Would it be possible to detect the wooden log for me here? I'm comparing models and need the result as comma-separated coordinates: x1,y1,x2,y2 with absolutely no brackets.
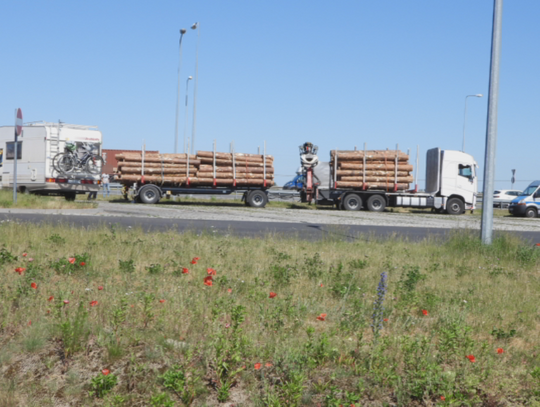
198,165,273,173
115,155,201,165
336,170,411,177
195,172,274,179
339,176,414,183
118,174,187,183
116,153,196,160
118,162,198,170
196,151,274,161
340,163,414,171
198,157,274,167
335,182,410,190
330,150,409,160
337,160,409,166
190,178,274,186
120,167,198,175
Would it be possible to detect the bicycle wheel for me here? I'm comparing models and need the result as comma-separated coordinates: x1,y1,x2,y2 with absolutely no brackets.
85,155,104,174
54,153,75,174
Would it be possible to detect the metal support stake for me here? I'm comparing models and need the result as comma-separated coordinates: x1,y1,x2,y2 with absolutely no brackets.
481,0,504,245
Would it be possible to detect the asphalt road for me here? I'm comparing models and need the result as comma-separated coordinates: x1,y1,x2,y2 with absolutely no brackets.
2,212,540,243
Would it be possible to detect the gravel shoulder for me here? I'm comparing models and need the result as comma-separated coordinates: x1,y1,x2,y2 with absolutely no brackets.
0,201,538,232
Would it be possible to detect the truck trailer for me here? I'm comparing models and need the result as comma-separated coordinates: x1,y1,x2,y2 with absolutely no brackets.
297,143,478,215
0,122,102,200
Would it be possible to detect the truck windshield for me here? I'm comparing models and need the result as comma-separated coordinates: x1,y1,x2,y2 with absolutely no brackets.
522,186,539,196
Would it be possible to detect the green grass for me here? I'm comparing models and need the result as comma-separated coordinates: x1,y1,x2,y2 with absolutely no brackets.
1,222,540,406
0,189,97,209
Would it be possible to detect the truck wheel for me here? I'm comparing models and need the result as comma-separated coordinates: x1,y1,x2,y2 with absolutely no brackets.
138,185,161,204
446,198,464,215
525,207,537,218
65,192,76,201
343,194,362,211
366,195,386,212
246,190,268,208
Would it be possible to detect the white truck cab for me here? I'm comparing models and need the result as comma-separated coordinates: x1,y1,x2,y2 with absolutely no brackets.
508,180,540,218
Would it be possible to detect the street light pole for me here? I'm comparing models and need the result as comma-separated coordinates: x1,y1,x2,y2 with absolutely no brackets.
174,28,187,154
190,22,200,155
183,76,193,154
462,94,483,152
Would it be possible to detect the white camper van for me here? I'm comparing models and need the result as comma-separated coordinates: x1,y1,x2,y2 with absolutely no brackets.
0,122,102,200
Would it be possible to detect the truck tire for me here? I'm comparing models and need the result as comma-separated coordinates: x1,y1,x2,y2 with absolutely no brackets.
525,207,537,218
366,195,386,212
138,185,161,204
343,194,362,211
246,190,268,208
446,198,464,215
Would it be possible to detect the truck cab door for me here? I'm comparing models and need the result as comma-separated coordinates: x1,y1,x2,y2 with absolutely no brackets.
455,163,476,204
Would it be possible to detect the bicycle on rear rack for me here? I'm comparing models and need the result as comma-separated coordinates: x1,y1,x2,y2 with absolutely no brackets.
53,142,104,175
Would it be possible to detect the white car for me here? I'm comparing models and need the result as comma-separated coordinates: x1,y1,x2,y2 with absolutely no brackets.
493,190,522,208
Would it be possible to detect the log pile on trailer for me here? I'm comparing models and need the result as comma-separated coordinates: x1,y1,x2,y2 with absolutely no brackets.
330,149,412,191
114,151,275,187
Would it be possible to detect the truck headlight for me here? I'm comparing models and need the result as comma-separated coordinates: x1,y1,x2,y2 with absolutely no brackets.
517,199,526,206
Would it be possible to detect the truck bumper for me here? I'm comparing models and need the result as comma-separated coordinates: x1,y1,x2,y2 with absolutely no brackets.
26,183,99,195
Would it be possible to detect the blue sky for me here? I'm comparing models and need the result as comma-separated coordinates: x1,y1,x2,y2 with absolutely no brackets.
1,1,538,190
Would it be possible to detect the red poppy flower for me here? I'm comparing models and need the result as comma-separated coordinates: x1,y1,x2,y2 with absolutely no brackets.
383,318,389,322
466,354,476,363
191,258,198,265
159,299,166,303
101,369,110,376
422,309,429,316
15,267,26,275
440,396,445,401
98,286,103,291
497,348,504,354
80,262,86,266
31,282,37,289
48,296,54,302
320,283,324,287
227,288,232,293
28,320,32,326
254,363,261,370
204,280,213,287
316,313,327,321
63,300,70,305
265,363,272,367
207,268,216,275
269,292,277,299
22,253,28,257
90,300,98,307
194,257,200,260
68,257,76,264
182,268,189,274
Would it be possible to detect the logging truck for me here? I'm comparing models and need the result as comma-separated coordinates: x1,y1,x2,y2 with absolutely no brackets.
298,143,478,215
115,145,274,208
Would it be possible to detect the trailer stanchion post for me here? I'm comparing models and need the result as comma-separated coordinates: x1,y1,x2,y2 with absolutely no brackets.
141,142,145,184
363,143,367,190
213,139,216,187
415,145,419,193
263,141,267,188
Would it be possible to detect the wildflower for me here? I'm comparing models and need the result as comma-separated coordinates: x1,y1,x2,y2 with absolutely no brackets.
207,268,216,275
254,363,261,370
383,318,388,322
320,283,324,287
28,258,34,262
15,267,26,275
101,369,110,376
68,258,76,264
63,300,70,305
265,363,272,367
80,262,86,266
466,354,476,363
269,292,277,299
48,296,54,302
159,299,166,303
191,258,198,265
371,272,388,342
98,286,103,291
22,253,28,257
316,313,327,321
182,268,189,274
227,288,232,293
225,323,231,328
440,396,445,401
28,321,32,326
31,282,37,289
90,301,98,307
497,348,504,354
422,309,429,316
204,276,213,287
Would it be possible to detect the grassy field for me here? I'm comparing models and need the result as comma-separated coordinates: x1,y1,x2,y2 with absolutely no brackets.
1,222,540,406
0,189,97,209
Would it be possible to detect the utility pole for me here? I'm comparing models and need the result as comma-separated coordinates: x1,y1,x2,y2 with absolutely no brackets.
481,0,503,245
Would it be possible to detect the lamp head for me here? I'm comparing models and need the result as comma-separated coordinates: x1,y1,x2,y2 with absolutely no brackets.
475,94,483,97
191,22,198,30
188,76,193,80
180,28,187,35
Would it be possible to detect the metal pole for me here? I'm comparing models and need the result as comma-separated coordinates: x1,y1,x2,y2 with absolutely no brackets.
511,169,515,189
481,0,503,245
174,29,187,154
183,76,192,154
190,22,200,155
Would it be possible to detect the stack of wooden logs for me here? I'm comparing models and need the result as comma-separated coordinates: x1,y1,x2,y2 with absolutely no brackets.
114,151,274,187
330,149,413,191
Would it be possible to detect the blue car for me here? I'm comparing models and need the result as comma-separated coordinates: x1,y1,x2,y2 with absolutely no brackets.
283,175,304,190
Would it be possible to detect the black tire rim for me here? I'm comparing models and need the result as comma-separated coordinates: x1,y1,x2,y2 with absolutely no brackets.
371,199,382,210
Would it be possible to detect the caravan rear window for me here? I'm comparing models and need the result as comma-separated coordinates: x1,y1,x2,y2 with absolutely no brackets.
6,142,22,160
